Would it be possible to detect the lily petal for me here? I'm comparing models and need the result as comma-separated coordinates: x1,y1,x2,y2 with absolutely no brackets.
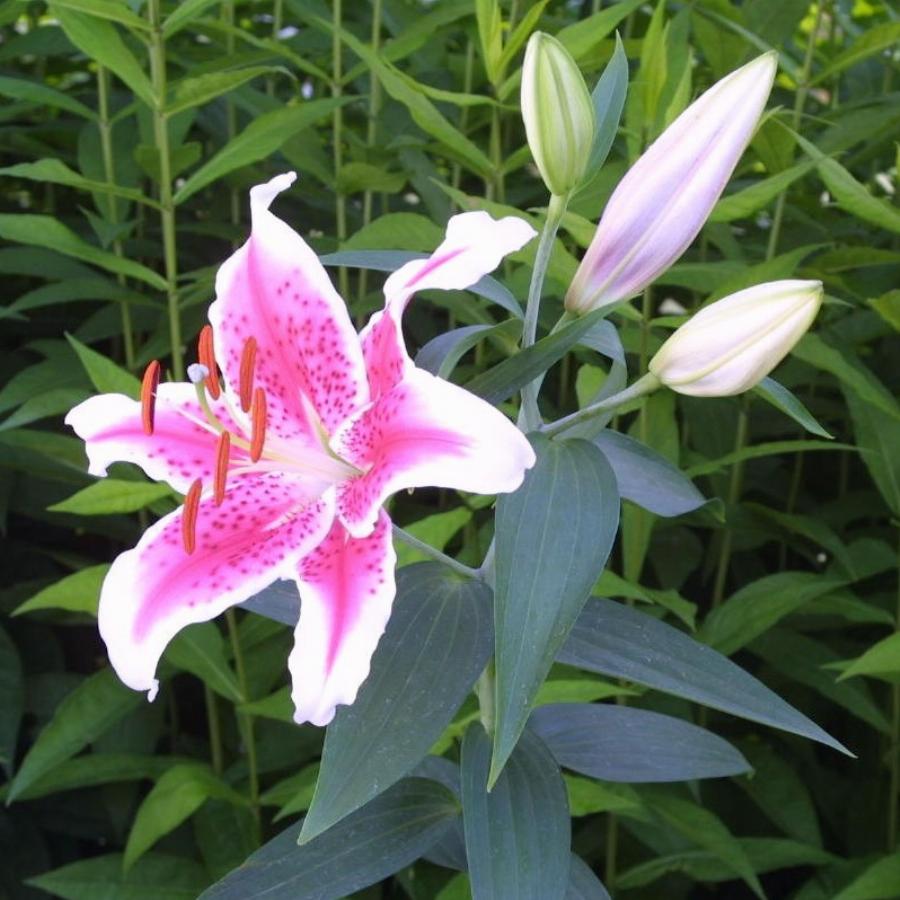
360,211,536,398
210,172,369,441
65,384,248,494
333,367,536,537
289,510,396,727
99,473,335,701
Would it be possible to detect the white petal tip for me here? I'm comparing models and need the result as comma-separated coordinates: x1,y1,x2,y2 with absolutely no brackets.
146,680,159,703
250,172,299,213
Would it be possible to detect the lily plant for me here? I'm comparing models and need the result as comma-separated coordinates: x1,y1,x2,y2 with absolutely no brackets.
67,173,536,727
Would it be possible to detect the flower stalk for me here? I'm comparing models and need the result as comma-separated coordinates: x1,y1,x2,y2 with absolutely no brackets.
148,0,183,379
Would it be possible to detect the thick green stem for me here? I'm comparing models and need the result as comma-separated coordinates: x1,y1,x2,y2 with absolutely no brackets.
332,0,348,297
392,525,480,579
148,0,183,378
226,609,261,844
519,193,567,429
96,66,135,370
542,373,660,438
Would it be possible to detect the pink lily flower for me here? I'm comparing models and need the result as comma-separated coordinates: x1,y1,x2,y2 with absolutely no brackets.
66,173,536,727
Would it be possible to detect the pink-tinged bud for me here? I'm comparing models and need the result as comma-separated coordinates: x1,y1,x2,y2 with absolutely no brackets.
565,52,778,314
648,280,823,396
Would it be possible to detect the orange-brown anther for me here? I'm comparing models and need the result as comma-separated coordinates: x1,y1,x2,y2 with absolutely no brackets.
140,360,161,435
239,336,258,412
182,478,202,555
213,431,230,506
198,325,221,399
250,387,267,463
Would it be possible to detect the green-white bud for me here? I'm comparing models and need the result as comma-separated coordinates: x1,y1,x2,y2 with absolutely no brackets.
521,32,595,198
649,280,824,396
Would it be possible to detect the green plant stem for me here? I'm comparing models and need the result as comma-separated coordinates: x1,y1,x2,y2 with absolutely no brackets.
226,609,261,844
332,0,349,298
96,66,135,370
475,662,496,736
392,525,479,579
267,0,283,96
223,2,240,231
519,193,567,429
204,684,224,775
358,0,383,306
488,104,505,203
766,0,824,259
542,373,660,438
450,40,476,202
148,0,183,379
605,813,619,887
711,398,749,607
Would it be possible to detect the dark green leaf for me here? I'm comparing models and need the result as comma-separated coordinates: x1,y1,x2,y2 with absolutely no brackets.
465,308,607,406
559,599,848,753
492,435,619,782
27,853,209,900
8,667,144,801
754,376,832,439
461,725,570,900
531,703,750,782
593,430,706,517
299,563,493,843
200,778,459,899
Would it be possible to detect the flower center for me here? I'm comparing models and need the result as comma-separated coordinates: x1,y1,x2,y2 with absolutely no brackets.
141,326,360,555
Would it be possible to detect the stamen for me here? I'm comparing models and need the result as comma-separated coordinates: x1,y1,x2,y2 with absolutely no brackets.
250,387,267,463
198,325,221,399
214,431,230,505
140,360,161,435
239,336,258,413
182,478,202,555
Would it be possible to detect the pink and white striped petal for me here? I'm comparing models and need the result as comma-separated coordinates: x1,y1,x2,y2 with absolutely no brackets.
289,510,396,726
98,473,335,702
359,211,536,398
65,384,249,495
210,173,369,442
333,367,536,537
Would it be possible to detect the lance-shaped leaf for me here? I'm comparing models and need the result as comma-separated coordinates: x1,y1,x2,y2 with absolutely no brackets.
492,435,619,782
531,703,751,782
299,563,493,844
199,778,459,900
559,598,849,754
461,725,570,900
567,854,612,899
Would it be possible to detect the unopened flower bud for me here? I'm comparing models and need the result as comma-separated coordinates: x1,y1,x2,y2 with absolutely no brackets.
566,52,778,314
521,32,595,198
648,280,824,396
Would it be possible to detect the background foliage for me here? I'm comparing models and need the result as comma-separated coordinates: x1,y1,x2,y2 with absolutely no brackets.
1,0,899,898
